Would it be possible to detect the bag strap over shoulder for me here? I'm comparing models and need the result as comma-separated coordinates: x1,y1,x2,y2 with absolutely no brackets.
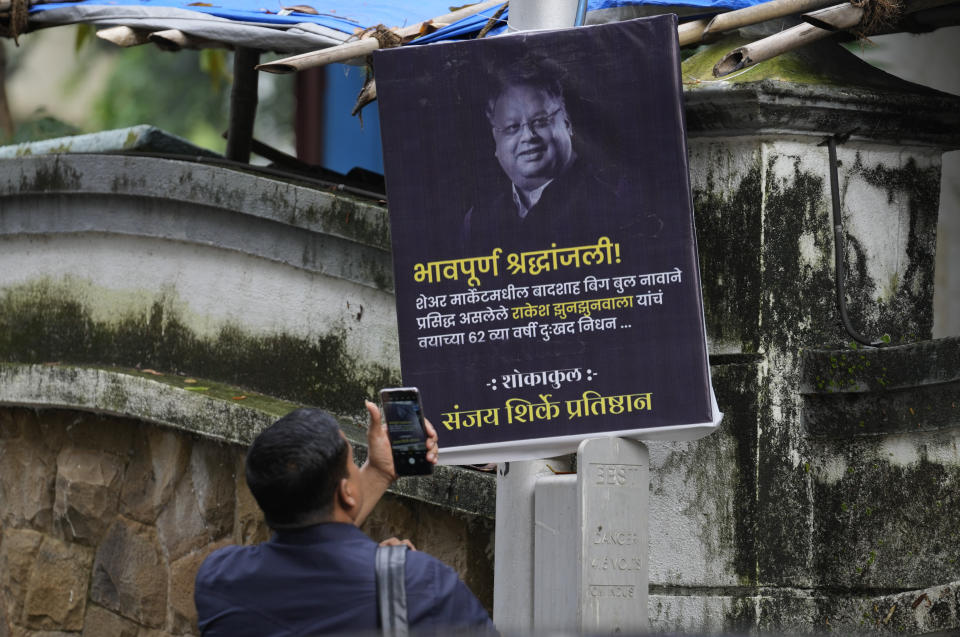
375,544,409,637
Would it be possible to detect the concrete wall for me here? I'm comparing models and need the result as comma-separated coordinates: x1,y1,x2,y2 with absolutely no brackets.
0,153,399,413
635,40,960,633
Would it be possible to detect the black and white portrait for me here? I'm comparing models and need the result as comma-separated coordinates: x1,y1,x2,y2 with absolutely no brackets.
461,54,631,253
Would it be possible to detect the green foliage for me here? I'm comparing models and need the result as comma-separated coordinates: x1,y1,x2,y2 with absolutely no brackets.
4,115,80,144
88,47,295,156
199,49,231,92
74,24,96,53
91,46,230,153
7,30,295,158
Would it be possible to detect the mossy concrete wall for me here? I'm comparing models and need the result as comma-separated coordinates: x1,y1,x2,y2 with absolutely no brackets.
640,41,960,634
0,154,399,414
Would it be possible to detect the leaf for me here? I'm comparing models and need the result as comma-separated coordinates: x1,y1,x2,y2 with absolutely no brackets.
232,395,247,401
184,386,210,392
184,378,198,384
883,604,896,625
75,24,95,53
199,49,230,93
141,369,163,376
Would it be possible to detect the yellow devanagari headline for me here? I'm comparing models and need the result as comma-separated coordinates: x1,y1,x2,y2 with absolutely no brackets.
413,238,620,287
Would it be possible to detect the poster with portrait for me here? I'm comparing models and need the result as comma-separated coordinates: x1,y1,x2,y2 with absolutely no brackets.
375,15,721,464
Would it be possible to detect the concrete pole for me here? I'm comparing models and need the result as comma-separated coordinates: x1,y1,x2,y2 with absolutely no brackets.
575,437,649,633
492,3,582,633
506,0,581,32
493,3,644,633
493,458,570,631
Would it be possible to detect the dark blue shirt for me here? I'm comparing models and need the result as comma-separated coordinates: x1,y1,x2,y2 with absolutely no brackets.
194,523,494,636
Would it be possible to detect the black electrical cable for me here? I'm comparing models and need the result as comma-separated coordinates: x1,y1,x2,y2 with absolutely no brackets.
824,134,882,347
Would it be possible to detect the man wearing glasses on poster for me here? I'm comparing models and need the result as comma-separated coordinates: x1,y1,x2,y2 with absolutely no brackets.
461,55,629,253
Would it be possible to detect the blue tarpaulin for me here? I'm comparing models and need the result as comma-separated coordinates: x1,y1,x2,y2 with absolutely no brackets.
30,0,467,30
28,0,764,52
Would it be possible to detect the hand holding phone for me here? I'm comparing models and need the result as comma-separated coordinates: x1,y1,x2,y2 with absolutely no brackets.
379,387,433,476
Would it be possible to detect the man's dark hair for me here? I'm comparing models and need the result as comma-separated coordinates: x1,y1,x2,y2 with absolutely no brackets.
484,54,568,122
245,408,349,528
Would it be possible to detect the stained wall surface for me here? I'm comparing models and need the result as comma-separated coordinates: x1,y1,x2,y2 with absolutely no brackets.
638,40,960,633
847,26,960,339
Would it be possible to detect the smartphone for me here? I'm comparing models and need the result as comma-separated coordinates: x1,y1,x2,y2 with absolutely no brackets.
379,387,433,476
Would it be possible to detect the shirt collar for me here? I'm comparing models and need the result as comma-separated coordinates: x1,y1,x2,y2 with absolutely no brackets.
270,522,369,546
512,179,553,219
510,151,578,219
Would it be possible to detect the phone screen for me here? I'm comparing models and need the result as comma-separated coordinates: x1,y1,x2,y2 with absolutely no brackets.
384,400,427,450
381,388,432,476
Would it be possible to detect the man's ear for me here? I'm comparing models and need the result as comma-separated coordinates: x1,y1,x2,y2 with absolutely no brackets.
337,476,357,512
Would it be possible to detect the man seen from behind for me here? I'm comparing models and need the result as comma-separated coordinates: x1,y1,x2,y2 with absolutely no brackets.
194,401,494,635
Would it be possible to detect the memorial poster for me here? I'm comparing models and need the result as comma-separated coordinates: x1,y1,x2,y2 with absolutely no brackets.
375,15,721,464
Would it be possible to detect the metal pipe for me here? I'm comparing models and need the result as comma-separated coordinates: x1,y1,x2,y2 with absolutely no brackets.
575,0,588,26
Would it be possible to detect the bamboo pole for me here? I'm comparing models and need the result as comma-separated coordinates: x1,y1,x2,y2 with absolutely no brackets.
677,19,709,46
802,0,866,29
712,2,864,76
148,29,228,51
701,0,841,37
256,0,505,74
258,38,380,74
96,26,151,47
